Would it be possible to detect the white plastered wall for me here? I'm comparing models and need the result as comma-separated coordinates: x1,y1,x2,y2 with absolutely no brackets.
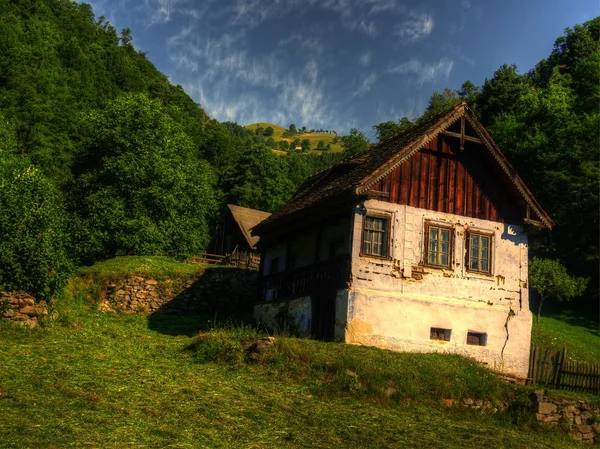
345,200,532,378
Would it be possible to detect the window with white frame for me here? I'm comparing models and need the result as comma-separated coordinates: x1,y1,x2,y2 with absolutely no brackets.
361,215,389,258
425,222,453,268
466,231,492,273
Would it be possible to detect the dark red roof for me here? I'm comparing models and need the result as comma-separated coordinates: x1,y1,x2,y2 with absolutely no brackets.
253,103,552,234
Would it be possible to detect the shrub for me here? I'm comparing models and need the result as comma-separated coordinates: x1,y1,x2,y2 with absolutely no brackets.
0,166,73,298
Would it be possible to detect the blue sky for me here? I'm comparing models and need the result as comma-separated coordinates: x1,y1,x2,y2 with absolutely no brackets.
84,0,597,136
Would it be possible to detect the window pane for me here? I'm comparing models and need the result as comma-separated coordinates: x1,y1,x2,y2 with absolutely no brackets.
441,229,449,242
428,250,438,265
441,254,448,266
481,236,489,248
441,241,449,254
481,259,488,272
470,258,479,270
430,228,438,241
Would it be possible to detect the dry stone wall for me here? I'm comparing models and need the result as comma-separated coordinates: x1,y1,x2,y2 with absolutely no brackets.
532,390,599,444
99,268,257,315
0,291,48,327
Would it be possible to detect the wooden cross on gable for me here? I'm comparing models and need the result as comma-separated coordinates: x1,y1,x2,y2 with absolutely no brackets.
440,116,482,151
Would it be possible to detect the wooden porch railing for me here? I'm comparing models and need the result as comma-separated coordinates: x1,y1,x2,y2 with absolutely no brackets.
259,254,351,302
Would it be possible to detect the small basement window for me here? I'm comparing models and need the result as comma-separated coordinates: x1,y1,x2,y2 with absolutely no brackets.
361,215,389,258
467,332,487,346
430,327,451,342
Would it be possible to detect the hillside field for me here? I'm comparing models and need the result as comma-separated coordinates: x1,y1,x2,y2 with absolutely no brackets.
246,122,344,153
0,265,589,448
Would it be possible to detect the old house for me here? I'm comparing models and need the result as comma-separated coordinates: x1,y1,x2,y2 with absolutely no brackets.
213,204,270,265
251,103,552,378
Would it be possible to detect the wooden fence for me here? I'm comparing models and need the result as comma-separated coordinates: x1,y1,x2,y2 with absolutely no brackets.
527,345,600,394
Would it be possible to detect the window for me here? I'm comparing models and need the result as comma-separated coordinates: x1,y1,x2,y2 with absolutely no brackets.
425,223,453,268
467,332,487,346
362,216,389,257
430,327,451,341
467,232,492,273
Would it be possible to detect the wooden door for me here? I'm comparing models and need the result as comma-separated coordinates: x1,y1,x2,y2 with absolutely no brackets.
312,290,336,341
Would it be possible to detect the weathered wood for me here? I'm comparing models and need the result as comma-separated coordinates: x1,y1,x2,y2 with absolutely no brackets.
440,129,483,144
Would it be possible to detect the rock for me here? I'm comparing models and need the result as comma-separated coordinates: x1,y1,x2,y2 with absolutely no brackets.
20,305,46,317
538,402,557,415
592,423,600,433
566,405,578,413
441,399,456,408
543,415,560,423
569,431,583,441
463,398,474,406
1,308,15,318
575,416,583,425
578,425,592,434
146,279,158,285
116,289,126,296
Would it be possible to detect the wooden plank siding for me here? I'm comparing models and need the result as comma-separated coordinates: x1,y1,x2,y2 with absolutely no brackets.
369,136,521,223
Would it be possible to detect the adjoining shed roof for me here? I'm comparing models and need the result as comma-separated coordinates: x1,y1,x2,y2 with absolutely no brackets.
227,204,271,250
253,102,552,234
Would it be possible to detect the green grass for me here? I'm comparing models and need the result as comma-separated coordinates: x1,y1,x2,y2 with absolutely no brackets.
78,256,205,281
246,122,343,153
0,292,580,448
532,309,600,365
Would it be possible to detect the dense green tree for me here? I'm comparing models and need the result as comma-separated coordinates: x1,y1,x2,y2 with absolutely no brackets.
301,138,311,152
220,146,295,212
457,80,481,111
73,94,216,262
264,126,274,137
476,64,531,126
278,140,290,151
373,117,414,142
341,128,370,157
317,140,326,150
289,124,297,134
421,88,460,120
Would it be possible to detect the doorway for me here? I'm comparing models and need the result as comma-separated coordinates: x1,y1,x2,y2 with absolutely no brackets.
312,290,336,341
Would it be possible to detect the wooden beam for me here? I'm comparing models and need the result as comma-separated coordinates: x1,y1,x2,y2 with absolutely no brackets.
460,116,465,151
440,130,483,144
524,218,544,228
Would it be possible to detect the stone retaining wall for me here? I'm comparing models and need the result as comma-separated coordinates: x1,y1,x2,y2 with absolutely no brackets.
0,291,48,327
532,390,599,443
99,268,257,315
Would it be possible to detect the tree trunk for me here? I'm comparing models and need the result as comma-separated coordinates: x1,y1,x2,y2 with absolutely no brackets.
537,296,545,324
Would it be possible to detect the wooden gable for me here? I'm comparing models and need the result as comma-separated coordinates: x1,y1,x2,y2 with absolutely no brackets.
368,119,522,224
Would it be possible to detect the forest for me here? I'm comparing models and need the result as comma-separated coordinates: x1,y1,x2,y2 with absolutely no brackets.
0,0,597,310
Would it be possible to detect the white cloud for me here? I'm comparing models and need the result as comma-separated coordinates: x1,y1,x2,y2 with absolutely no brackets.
352,73,378,97
359,52,372,67
394,11,434,43
388,58,454,86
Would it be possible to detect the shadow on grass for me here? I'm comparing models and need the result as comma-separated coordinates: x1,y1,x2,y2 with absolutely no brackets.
146,267,257,337
147,312,254,337
530,296,600,337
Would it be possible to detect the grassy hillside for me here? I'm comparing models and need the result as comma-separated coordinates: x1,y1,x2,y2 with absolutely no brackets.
531,308,600,365
246,122,344,153
0,291,581,448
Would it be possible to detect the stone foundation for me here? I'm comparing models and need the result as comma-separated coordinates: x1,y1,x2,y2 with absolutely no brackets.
0,291,48,327
99,268,257,315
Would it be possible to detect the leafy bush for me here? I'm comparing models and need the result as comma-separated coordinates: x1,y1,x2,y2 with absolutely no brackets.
73,93,217,262
0,165,73,298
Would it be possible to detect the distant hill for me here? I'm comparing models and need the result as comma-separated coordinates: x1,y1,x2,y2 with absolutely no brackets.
245,122,343,153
